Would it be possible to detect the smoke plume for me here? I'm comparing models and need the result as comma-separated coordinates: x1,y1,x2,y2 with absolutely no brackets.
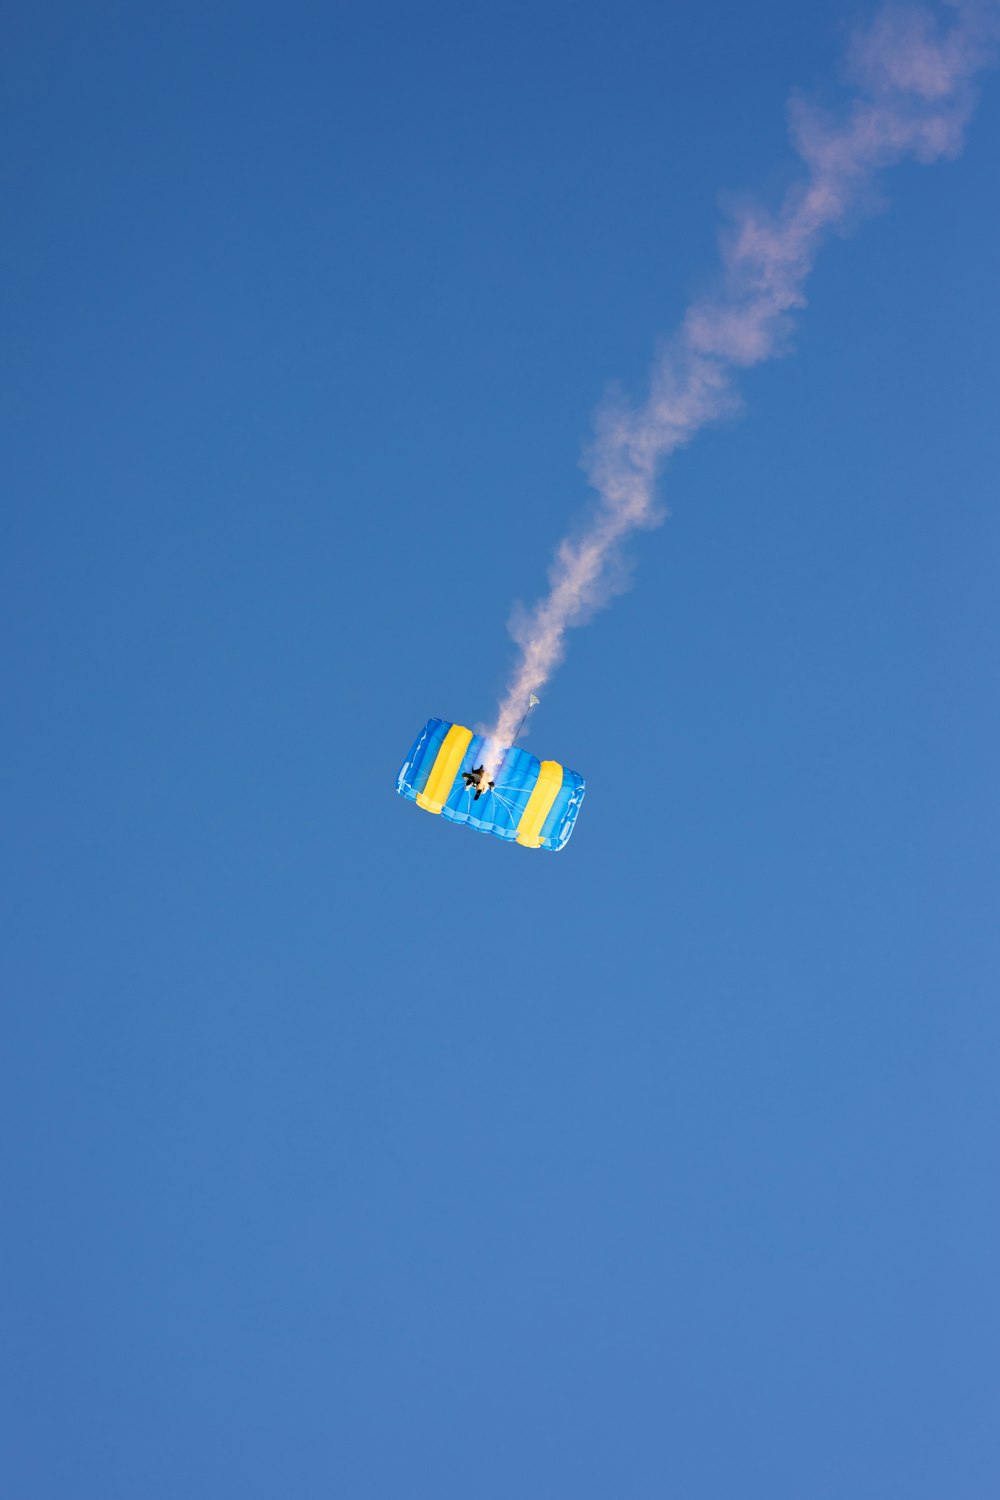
485,1,998,765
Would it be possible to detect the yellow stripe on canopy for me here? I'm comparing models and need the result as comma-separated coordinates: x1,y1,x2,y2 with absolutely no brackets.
515,760,563,848
415,723,474,813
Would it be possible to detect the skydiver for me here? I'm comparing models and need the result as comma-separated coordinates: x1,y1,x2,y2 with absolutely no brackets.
462,766,494,800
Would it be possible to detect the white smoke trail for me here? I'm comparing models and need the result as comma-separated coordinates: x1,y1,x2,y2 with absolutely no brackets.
485,1,998,767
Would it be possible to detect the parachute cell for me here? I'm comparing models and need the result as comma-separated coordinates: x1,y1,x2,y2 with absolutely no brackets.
396,717,585,851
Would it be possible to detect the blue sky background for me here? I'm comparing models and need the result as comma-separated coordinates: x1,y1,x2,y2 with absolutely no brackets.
3,3,999,1496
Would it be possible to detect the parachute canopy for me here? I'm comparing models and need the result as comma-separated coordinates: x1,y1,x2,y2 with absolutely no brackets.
396,718,585,851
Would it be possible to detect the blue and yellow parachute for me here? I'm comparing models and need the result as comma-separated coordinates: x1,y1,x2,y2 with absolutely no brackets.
396,718,585,851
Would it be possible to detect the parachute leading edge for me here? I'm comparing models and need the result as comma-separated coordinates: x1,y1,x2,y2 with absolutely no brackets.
396,718,585,850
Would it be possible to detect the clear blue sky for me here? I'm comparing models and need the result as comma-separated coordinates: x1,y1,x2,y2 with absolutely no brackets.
4,4,999,1496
